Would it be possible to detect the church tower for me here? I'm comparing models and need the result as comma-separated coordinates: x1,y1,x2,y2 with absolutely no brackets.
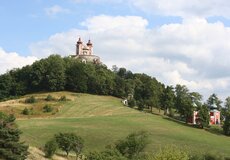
76,37,83,55
87,39,93,55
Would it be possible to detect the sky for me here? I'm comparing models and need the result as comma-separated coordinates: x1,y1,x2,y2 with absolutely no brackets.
1,0,230,102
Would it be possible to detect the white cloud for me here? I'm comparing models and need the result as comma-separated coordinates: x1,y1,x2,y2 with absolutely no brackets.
130,0,230,18
0,48,37,75
30,15,230,100
45,5,70,16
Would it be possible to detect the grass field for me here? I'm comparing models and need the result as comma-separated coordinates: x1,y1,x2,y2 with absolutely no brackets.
1,91,230,157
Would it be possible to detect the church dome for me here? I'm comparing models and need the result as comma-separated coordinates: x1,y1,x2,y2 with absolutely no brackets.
87,39,92,46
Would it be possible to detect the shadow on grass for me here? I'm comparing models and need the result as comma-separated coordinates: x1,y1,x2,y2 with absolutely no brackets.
162,116,199,128
204,126,224,136
162,116,225,136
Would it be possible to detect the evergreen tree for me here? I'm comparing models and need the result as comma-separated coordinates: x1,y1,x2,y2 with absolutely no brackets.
197,104,210,128
223,112,230,136
207,93,222,110
0,112,28,160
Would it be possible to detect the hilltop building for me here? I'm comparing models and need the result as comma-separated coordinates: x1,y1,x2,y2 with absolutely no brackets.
71,37,101,64
190,104,220,125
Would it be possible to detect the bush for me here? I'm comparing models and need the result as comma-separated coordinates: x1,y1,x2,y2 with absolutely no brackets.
153,145,189,160
43,105,53,113
22,107,30,115
87,149,127,160
25,96,36,103
115,131,148,159
45,95,55,101
59,96,67,101
44,139,58,158
128,99,136,108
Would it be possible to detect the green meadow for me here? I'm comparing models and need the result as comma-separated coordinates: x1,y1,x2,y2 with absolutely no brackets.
1,91,229,156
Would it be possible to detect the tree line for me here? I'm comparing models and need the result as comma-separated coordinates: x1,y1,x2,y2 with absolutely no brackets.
0,54,229,135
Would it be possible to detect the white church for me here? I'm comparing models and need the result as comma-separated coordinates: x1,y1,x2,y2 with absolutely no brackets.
71,37,101,64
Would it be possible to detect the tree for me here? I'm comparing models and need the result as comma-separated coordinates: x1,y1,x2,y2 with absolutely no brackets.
44,139,58,158
72,135,84,158
224,97,230,113
115,131,148,159
55,132,84,157
161,86,175,115
223,112,230,136
0,73,13,100
65,60,89,92
207,93,222,110
197,104,210,128
175,85,194,123
0,112,28,160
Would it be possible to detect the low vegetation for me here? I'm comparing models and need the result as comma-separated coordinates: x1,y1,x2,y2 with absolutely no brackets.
25,96,36,104
44,139,58,158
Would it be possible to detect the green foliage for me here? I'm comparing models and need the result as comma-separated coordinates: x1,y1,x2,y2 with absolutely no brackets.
44,139,58,158
25,96,36,103
45,94,55,101
225,97,230,112
175,85,195,123
197,104,210,128
223,112,230,136
87,149,127,160
128,99,136,108
161,86,175,115
152,145,189,160
59,95,67,101
115,131,148,159
72,134,84,157
55,132,84,156
22,107,30,115
43,105,53,113
203,153,225,160
207,93,222,110
0,112,28,160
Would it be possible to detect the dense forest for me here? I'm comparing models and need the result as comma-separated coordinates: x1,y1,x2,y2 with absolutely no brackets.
0,55,229,133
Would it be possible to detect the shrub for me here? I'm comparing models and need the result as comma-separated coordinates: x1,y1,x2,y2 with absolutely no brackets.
115,131,148,159
25,96,36,103
59,96,67,101
44,139,58,158
87,149,127,160
45,95,55,101
153,145,189,160
128,99,136,108
43,105,53,113
22,107,30,115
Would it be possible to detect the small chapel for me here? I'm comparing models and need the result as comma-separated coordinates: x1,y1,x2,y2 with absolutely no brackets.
71,37,101,64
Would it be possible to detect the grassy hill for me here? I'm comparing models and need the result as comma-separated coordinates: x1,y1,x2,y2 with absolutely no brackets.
0,91,230,157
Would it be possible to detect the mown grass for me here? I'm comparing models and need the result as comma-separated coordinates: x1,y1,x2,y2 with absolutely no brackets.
1,91,229,157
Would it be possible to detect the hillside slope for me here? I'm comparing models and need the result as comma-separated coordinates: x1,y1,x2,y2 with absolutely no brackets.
0,91,230,157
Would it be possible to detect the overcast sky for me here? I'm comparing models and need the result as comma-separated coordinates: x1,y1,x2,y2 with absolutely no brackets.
1,0,230,101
